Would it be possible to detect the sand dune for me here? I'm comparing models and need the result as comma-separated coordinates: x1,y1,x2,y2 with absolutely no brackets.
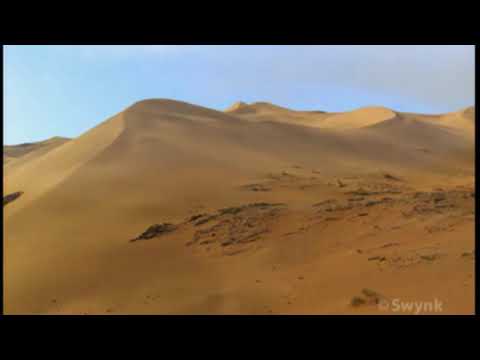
4,136,70,160
315,107,397,129
463,106,475,121
3,99,475,314
3,116,123,219
226,101,296,115
4,137,70,174
226,101,331,126
227,103,400,130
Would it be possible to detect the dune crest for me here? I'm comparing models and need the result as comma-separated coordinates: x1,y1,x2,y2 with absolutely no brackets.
4,98,475,315
318,107,397,130
225,101,249,113
4,136,70,160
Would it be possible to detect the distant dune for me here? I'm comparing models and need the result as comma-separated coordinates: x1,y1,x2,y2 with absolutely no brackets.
4,100,475,315
225,101,332,126
4,136,70,159
464,106,475,120
315,107,397,129
4,137,70,172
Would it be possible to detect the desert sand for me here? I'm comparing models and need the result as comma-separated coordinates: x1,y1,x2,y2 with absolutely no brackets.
3,100,475,314
4,136,70,161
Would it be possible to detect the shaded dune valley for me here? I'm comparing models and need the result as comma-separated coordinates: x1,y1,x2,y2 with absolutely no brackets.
3,99,475,315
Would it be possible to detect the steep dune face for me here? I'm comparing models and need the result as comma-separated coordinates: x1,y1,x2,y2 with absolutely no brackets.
3,114,124,219
4,99,475,314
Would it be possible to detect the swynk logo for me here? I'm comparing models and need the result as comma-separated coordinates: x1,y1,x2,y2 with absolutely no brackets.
378,298,443,314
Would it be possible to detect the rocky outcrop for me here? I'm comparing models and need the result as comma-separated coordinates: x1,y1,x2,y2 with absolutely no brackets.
130,223,177,242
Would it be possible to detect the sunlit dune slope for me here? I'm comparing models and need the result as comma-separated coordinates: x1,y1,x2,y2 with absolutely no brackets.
225,101,331,126
4,99,475,315
4,136,70,160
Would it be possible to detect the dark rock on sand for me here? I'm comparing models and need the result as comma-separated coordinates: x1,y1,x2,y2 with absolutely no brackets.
188,214,207,222
194,215,218,226
384,173,402,181
131,223,177,242
219,203,284,216
3,191,24,206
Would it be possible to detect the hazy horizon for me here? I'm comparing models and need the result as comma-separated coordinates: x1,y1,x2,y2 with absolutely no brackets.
4,45,475,145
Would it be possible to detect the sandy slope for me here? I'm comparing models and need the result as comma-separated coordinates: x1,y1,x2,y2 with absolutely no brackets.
4,137,71,184
4,137,70,161
314,107,397,129
3,99,475,314
4,116,123,219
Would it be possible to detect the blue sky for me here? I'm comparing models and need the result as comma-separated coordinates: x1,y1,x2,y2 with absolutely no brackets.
4,45,474,145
